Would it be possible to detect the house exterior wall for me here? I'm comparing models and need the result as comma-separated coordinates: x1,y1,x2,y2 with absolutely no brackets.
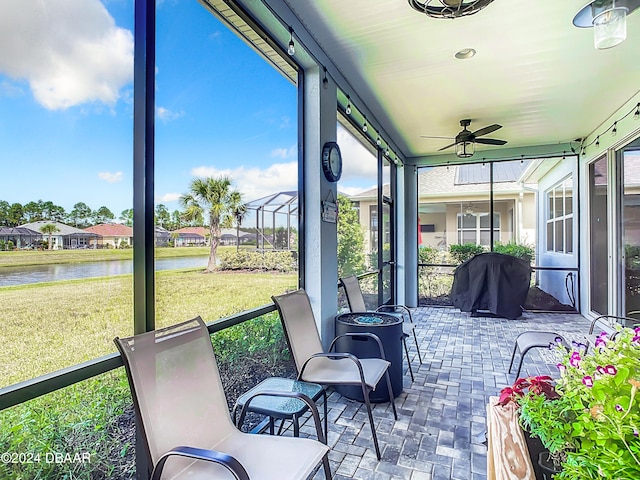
535,158,578,307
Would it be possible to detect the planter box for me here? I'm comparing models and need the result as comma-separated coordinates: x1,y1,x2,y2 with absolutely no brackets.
487,396,536,480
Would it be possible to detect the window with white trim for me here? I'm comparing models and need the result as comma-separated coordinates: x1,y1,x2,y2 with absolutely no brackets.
546,177,573,253
457,212,500,246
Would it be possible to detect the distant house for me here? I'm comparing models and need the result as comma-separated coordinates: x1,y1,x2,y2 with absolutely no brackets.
0,227,41,249
84,223,133,249
19,221,98,249
172,227,208,247
220,228,254,246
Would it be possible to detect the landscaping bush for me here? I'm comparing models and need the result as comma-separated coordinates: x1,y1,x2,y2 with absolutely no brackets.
494,241,535,263
218,250,296,273
449,243,485,265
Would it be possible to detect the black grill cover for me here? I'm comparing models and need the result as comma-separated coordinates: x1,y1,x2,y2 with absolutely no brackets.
450,252,532,320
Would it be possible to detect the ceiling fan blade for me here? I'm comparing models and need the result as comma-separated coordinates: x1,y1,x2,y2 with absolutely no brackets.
472,124,502,137
420,135,455,139
438,142,456,151
475,138,507,146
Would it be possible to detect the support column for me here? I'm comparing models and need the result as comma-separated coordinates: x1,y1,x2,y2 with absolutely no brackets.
404,165,418,307
303,66,338,349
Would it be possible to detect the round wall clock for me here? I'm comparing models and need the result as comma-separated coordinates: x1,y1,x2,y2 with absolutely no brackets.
322,141,342,182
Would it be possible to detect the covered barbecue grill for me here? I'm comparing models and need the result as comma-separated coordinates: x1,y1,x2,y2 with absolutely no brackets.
450,252,532,320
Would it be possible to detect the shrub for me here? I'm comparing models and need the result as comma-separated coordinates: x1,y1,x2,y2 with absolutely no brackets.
211,311,290,367
449,243,485,265
219,250,296,273
494,241,535,263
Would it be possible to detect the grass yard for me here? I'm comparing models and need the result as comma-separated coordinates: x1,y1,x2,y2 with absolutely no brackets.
0,269,297,480
0,268,297,388
0,245,238,268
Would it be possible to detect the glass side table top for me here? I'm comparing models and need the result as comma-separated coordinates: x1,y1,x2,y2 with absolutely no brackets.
235,377,324,417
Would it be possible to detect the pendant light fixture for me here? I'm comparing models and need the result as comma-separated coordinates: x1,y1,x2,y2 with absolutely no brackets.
573,0,640,50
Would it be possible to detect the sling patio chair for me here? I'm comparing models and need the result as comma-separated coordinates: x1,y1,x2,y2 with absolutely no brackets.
114,316,331,480
508,314,638,379
272,288,398,461
340,275,423,382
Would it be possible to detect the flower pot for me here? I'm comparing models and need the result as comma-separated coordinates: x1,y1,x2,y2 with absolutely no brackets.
538,451,562,479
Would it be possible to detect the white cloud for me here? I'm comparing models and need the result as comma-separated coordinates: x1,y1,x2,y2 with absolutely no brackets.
191,162,298,202
0,0,133,110
98,171,123,183
156,192,182,203
157,106,184,123
270,145,296,159
337,125,377,182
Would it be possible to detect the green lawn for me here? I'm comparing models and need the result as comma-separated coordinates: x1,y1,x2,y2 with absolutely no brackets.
0,245,239,268
0,268,298,479
0,268,297,387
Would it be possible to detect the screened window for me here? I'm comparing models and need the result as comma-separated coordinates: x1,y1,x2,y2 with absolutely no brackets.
546,177,574,254
457,213,500,246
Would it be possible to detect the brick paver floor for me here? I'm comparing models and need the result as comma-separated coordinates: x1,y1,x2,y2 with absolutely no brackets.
288,306,591,480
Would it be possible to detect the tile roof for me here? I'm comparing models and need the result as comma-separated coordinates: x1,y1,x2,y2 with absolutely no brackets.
84,223,133,236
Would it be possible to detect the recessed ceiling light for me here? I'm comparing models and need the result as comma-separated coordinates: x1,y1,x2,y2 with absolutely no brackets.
455,48,476,59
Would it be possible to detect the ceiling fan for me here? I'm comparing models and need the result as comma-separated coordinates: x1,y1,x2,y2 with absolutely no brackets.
421,119,507,158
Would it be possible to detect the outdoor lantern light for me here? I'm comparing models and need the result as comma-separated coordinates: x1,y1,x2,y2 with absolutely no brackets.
573,0,640,50
455,139,475,158
287,27,295,56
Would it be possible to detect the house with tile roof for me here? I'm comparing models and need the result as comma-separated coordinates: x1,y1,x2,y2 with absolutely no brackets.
19,221,98,249
84,223,133,249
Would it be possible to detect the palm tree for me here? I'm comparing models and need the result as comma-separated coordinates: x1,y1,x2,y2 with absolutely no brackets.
180,176,245,272
39,223,59,250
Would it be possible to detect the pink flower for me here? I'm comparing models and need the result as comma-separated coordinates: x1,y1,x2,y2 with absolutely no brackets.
595,333,608,349
557,363,566,374
570,352,581,367
582,375,594,387
616,404,624,412
597,365,606,375
605,365,617,375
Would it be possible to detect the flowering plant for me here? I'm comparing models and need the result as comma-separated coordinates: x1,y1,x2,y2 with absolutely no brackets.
513,326,640,479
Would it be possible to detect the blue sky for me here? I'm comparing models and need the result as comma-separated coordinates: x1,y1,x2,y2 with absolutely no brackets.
0,0,376,221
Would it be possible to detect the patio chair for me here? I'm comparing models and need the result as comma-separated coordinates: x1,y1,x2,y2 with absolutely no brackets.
340,275,422,382
114,316,331,480
508,314,637,379
272,289,398,460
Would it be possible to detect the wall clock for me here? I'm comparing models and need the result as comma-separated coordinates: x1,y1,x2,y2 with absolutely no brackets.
321,141,342,182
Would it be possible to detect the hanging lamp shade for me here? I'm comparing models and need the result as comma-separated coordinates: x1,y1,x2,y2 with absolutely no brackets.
573,0,640,49
593,2,628,49
455,140,475,158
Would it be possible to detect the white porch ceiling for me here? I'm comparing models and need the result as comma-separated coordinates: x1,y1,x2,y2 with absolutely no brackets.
282,0,640,161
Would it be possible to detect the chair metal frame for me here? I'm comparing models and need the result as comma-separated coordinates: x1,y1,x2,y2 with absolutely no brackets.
509,314,638,379
115,316,331,480
273,289,398,460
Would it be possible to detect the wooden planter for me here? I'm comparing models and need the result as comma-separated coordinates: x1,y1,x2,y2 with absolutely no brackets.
487,396,536,480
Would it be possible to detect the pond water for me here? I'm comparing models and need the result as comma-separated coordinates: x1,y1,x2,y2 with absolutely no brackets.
0,256,209,287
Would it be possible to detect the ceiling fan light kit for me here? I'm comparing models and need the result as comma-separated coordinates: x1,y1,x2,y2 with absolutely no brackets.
407,0,496,19
573,0,640,49
423,119,507,158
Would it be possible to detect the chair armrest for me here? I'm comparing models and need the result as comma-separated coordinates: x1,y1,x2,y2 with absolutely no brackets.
375,304,413,323
329,332,388,361
152,445,250,480
590,315,634,334
299,352,368,392
236,390,326,444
